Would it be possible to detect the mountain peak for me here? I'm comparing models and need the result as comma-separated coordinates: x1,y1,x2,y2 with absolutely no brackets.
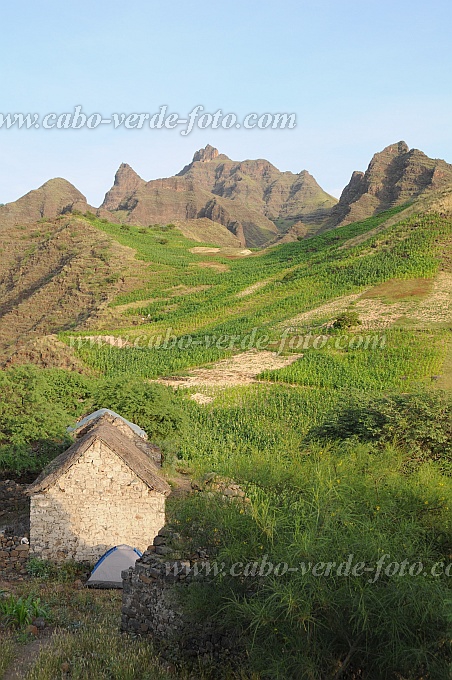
328,140,452,227
0,177,90,226
101,163,145,211
192,144,219,163
114,163,143,185
380,141,410,156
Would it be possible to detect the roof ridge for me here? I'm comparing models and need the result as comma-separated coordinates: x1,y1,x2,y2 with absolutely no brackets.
27,421,170,496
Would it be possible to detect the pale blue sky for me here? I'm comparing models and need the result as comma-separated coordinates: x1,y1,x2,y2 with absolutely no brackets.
1,0,451,205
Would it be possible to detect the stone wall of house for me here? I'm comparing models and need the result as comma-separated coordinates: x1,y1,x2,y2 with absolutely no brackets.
0,533,29,575
30,440,165,563
121,527,239,669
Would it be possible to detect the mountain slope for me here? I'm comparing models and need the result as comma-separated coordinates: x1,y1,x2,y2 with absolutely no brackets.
0,216,146,362
328,141,452,227
100,145,338,247
0,179,92,228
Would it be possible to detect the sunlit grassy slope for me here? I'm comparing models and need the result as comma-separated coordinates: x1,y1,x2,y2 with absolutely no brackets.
62,207,452,388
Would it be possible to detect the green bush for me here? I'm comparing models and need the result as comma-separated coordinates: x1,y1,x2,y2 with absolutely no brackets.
27,558,87,582
332,310,362,329
0,366,92,475
311,389,452,468
92,377,188,444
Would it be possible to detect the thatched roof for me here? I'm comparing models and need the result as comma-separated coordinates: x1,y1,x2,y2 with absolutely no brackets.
68,409,148,440
27,422,171,496
69,411,162,466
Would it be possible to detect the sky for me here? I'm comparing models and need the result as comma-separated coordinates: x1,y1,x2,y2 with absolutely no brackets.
1,0,452,206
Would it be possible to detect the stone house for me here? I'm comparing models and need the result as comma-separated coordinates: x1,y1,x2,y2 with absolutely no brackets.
27,411,171,563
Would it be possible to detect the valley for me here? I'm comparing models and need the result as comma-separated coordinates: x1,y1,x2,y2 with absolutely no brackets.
1,141,451,680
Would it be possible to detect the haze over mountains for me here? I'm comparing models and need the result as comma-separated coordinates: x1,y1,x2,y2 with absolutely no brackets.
1,141,452,247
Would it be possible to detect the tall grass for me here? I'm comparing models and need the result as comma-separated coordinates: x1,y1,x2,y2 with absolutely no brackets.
0,635,16,677
170,444,452,679
260,329,448,390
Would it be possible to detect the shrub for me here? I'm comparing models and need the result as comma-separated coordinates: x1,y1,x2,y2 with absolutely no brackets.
0,366,92,475
27,558,87,582
92,377,188,444
332,310,362,329
171,446,452,679
310,389,452,467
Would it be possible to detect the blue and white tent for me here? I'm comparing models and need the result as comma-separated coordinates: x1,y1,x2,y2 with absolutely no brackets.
86,545,142,588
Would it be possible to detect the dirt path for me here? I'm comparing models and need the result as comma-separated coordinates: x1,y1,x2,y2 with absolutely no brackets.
158,350,302,388
3,633,53,680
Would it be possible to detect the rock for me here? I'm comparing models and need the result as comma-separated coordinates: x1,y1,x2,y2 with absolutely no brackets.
157,526,174,538
153,536,167,546
102,163,146,212
155,545,173,556
32,617,46,629
25,624,38,636
328,141,452,227
192,144,219,163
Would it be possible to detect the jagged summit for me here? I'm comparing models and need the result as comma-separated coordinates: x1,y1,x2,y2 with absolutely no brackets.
100,146,337,246
327,141,452,226
3,141,452,247
101,163,145,212
192,144,220,163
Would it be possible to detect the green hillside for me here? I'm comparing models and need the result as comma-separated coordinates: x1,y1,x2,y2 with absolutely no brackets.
60,206,452,391
1,202,451,679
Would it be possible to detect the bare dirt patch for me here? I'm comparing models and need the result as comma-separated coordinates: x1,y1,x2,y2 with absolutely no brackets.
189,247,221,254
236,281,268,298
361,278,434,302
158,350,302,388
282,294,362,330
190,393,214,404
193,261,230,272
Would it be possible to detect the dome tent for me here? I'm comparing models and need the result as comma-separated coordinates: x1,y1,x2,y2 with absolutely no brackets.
87,544,142,589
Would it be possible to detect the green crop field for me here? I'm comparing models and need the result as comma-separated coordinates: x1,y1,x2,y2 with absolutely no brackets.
63,208,452,389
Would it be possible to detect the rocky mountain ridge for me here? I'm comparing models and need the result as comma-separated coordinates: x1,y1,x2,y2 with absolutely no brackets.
100,145,338,246
2,142,452,247
328,141,452,227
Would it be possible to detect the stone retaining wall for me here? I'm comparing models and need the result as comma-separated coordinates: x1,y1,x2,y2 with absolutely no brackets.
121,527,238,669
0,533,29,575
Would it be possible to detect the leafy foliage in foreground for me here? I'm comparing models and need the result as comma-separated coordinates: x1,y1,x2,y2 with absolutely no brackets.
167,385,452,678
0,592,49,629
171,446,452,679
